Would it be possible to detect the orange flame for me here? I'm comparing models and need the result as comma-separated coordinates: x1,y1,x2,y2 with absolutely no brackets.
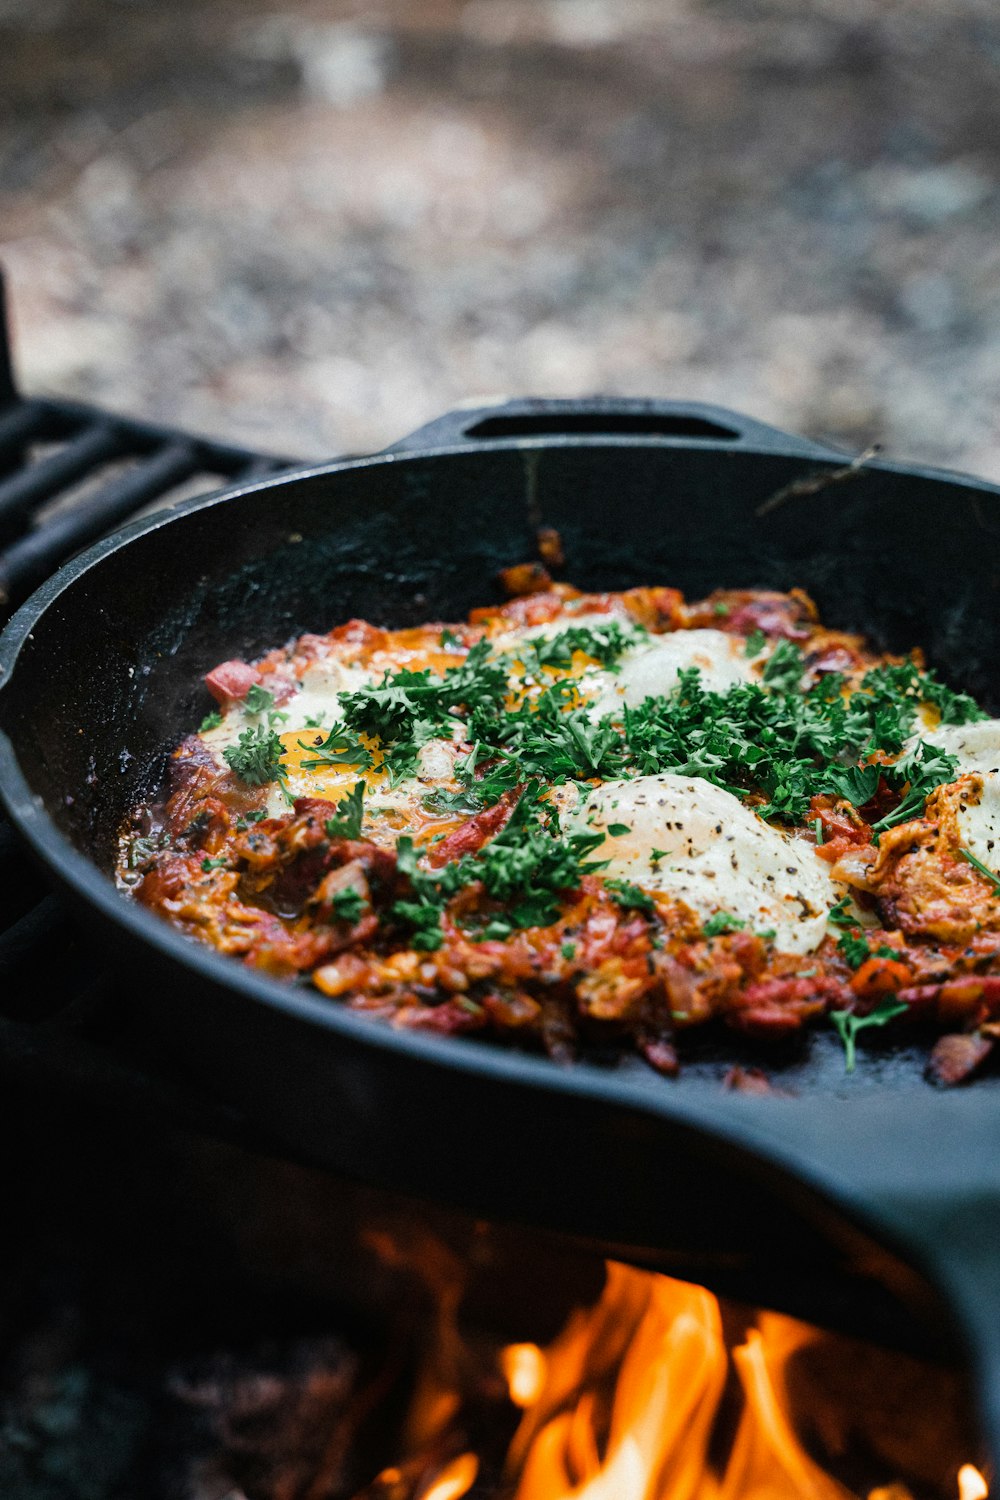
959,1466,989,1500
420,1452,478,1500
502,1343,548,1408
493,1263,986,1500
363,1250,985,1500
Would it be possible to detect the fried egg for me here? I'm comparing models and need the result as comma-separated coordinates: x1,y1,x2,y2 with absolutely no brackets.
586,628,757,719
574,774,845,953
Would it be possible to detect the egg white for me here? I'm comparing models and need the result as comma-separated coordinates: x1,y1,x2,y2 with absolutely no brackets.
574,774,845,954
921,718,1000,871
585,627,758,719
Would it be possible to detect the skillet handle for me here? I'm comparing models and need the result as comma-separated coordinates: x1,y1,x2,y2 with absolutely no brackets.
804,1110,1000,1473
902,1200,1000,1473
384,397,846,460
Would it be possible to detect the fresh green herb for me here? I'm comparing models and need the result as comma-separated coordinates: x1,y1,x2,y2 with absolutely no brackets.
814,817,824,844
830,998,909,1072
606,823,632,837
304,712,327,728
199,709,223,732
649,848,669,865
761,640,804,692
605,878,656,915
617,660,961,828
870,742,959,833
744,628,766,658
757,927,777,941
440,628,460,648
391,788,607,948
860,658,985,729
392,898,445,951
488,685,627,783
245,684,274,715
235,809,267,831
224,724,286,786
822,763,881,807
713,601,730,617
960,847,1000,893
561,941,577,959
828,897,856,930
331,887,366,924
299,725,373,772
422,786,490,816
201,856,230,872
837,929,873,970
703,911,747,937
525,622,640,674
391,837,446,950
334,641,511,783
323,781,365,841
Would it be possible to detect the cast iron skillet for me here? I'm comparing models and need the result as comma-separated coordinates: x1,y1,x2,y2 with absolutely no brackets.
3,397,1000,1453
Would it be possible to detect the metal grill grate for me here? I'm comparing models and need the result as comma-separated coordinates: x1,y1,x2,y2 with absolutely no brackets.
0,290,297,617
0,275,306,1106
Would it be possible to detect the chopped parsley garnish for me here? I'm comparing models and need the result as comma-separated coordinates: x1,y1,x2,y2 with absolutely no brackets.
605,879,656,915
234,809,267,831
201,855,230,871
561,941,577,959
304,712,327,728
869,742,959,833
423,786,490,816
827,896,856,930
823,764,881,807
761,639,804,692
830,998,908,1072
606,822,632,837
299,726,373,772
525,621,640,674
199,709,223,732
744,628,766,658
391,786,607,947
331,887,366,924
224,724,286,786
829,895,899,969
837,929,875,970
335,641,510,782
324,781,365,841
703,911,747,937
860,658,985,728
245,683,274,715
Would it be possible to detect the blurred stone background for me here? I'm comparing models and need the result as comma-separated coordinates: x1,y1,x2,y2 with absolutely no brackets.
2,0,1000,475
